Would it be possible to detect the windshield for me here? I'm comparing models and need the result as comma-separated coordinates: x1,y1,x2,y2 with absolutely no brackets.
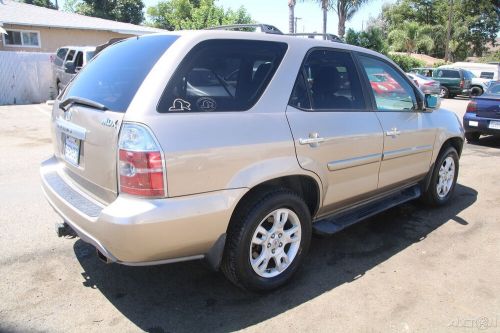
63,35,178,112
487,82,500,95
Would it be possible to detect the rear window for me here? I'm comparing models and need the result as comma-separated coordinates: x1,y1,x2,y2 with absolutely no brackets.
480,72,494,79
62,35,178,112
158,39,287,112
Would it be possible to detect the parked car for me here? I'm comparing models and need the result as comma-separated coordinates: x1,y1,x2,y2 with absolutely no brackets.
463,81,500,142
41,31,464,291
53,46,96,95
409,67,435,78
407,73,441,95
432,68,472,98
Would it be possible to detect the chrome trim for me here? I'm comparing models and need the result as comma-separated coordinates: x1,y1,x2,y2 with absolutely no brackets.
118,254,205,267
56,117,87,140
327,153,382,171
299,137,325,145
383,145,433,160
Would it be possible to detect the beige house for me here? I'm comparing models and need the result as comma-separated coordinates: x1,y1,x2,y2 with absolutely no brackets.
0,0,162,53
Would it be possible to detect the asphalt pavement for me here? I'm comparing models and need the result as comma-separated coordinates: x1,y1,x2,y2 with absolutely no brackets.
0,99,499,333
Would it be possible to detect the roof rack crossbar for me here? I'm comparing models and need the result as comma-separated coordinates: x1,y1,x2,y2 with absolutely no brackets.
206,24,283,35
287,33,343,42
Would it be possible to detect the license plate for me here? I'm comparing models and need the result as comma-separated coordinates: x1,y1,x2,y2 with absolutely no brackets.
489,121,500,130
64,135,81,166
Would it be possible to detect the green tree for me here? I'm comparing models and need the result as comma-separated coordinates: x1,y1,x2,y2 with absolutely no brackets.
382,0,500,60
22,0,56,9
147,0,252,30
388,21,434,54
345,27,388,54
332,0,369,39
65,0,145,24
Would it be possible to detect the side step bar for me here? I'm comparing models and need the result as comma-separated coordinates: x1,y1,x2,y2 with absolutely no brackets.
313,185,421,236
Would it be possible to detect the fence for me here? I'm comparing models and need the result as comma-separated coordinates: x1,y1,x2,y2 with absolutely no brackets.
0,51,55,105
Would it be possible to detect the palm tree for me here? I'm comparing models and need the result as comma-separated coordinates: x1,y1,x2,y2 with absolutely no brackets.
288,0,296,33
334,0,369,39
388,22,434,55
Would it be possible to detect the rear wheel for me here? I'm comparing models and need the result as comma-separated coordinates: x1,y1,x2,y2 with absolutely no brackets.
422,146,459,206
465,132,480,143
221,189,311,291
439,87,449,98
471,86,483,97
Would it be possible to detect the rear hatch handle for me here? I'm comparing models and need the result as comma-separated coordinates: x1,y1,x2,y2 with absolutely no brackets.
60,96,108,112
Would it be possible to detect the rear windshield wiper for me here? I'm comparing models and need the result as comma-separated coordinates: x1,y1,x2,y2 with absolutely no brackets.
60,96,108,111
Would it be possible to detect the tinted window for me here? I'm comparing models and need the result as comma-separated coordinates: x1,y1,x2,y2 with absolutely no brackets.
63,35,178,112
66,50,75,62
480,72,494,79
158,40,287,112
291,49,365,110
74,51,83,68
359,55,416,111
487,82,500,95
437,70,461,78
289,72,311,109
55,48,68,66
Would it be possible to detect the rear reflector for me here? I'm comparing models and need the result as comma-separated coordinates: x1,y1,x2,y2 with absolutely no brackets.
118,123,165,197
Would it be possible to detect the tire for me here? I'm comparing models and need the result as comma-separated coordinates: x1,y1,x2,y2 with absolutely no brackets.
465,132,480,143
439,87,449,99
471,86,483,97
422,146,459,207
221,189,312,291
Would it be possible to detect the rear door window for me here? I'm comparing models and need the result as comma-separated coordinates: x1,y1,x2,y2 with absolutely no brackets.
62,35,178,112
158,40,287,112
289,49,365,110
438,70,461,78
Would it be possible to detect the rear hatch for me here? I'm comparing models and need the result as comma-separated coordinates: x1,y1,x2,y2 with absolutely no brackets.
51,35,178,204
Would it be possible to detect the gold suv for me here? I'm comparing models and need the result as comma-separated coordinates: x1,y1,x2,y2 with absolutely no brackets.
41,30,464,291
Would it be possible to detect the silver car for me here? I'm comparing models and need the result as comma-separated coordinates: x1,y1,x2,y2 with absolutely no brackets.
41,30,464,291
407,72,441,95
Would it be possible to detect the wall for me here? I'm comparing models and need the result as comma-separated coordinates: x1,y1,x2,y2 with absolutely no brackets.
0,24,133,53
0,51,54,105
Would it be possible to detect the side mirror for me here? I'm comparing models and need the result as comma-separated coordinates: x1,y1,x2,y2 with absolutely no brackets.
64,61,76,74
424,94,439,111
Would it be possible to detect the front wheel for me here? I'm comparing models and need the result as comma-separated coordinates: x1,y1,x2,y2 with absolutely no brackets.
471,86,483,97
221,189,311,291
422,146,459,206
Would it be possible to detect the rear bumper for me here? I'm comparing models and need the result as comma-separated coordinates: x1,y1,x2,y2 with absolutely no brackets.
463,113,500,135
40,156,246,265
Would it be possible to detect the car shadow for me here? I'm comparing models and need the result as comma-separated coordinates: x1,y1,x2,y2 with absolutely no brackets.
467,135,500,149
74,184,477,333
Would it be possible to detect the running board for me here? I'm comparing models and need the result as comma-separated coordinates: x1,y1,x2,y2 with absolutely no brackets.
313,185,421,236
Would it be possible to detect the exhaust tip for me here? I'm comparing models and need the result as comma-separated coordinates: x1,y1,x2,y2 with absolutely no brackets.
96,249,111,264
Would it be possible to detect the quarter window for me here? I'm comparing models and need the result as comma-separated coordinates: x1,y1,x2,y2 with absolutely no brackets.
3,29,40,47
359,55,416,111
289,49,365,110
480,72,494,79
158,40,287,112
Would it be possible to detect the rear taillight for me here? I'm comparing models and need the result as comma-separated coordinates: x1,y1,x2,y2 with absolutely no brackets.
466,101,477,114
460,80,464,88
118,123,165,197
424,82,434,86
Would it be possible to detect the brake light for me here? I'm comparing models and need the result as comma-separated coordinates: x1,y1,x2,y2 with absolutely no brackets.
460,80,464,88
118,123,165,197
466,101,477,114
424,82,434,86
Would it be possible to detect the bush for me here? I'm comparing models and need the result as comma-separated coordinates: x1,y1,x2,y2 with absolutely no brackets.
433,60,449,68
388,54,425,72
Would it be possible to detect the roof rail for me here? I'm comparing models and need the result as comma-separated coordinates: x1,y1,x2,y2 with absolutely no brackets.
288,33,343,43
206,24,283,35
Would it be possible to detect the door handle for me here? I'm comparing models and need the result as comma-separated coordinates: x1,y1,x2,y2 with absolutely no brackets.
386,128,401,136
299,132,325,147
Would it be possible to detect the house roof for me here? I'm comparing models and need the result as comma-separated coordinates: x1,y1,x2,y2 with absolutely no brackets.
0,0,162,35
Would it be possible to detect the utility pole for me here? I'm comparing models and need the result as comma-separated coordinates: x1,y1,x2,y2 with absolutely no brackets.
444,0,453,62
288,0,295,33
294,17,302,34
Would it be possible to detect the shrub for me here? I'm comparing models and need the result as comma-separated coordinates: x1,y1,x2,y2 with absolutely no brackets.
388,54,425,72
